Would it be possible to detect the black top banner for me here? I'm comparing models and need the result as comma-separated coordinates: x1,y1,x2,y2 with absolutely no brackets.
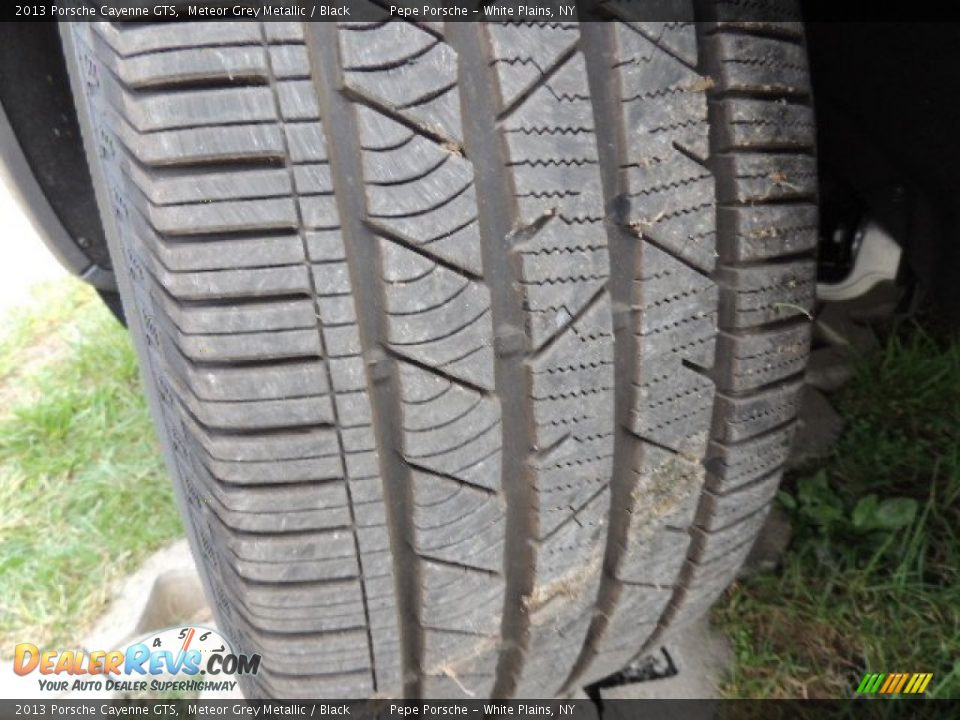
2,0,958,22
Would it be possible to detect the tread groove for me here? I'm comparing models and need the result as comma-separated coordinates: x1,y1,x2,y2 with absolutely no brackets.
305,22,423,697
446,23,538,699
258,26,378,691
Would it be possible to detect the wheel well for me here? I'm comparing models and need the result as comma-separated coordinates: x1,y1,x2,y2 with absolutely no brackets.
0,22,111,276
804,18,960,314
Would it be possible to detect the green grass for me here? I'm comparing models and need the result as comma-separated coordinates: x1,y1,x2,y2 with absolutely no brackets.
0,280,183,653
0,281,96,385
713,323,960,699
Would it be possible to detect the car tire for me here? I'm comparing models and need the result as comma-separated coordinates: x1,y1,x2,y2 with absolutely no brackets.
63,5,817,699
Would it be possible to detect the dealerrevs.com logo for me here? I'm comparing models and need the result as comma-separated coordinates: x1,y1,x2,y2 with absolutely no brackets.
13,626,260,694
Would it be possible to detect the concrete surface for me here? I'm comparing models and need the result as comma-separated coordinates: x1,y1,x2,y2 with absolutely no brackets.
597,617,734,701
0,178,68,319
80,540,210,653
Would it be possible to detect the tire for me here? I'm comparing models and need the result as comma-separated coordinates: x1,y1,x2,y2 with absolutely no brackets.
63,5,817,700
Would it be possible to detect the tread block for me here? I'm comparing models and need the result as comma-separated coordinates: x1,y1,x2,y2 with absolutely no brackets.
528,293,615,450
535,486,609,586
165,372,335,432
270,45,312,78
487,21,580,109
231,574,363,616
214,524,360,583
339,18,463,142
534,435,613,538
188,497,351,536
397,362,503,492
420,560,504,637
624,22,698,67
617,527,689,586
614,22,709,162
189,461,350,520
713,378,804,442
243,624,372,673
698,471,781,531
200,454,342,487
517,216,610,349
705,422,796,492
513,604,593,699
584,583,670,681
513,501,607,699
717,259,817,328
155,294,316,336
380,241,496,389
613,21,715,272
714,324,811,392
144,259,311,303
135,224,307,276
118,85,278,133
632,241,717,453
103,45,269,89
276,79,321,120
498,53,604,224
716,152,818,204
158,316,322,365
182,428,345,492
624,154,717,274
105,110,286,167
146,197,299,237
708,33,811,96
413,471,505,573
669,537,755,628
182,417,339,463
357,107,483,275
716,203,819,262
715,98,816,151
92,22,262,57
691,506,770,564
179,459,351,531
632,367,714,455
423,625,499,697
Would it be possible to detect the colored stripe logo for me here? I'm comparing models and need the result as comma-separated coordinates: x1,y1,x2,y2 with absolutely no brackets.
857,672,933,695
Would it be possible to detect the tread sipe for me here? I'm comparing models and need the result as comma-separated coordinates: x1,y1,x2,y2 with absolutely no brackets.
64,1,816,700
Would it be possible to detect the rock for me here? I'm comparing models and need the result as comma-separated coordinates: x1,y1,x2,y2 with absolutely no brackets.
740,506,792,578
788,386,844,469
813,303,879,356
805,346,855,393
